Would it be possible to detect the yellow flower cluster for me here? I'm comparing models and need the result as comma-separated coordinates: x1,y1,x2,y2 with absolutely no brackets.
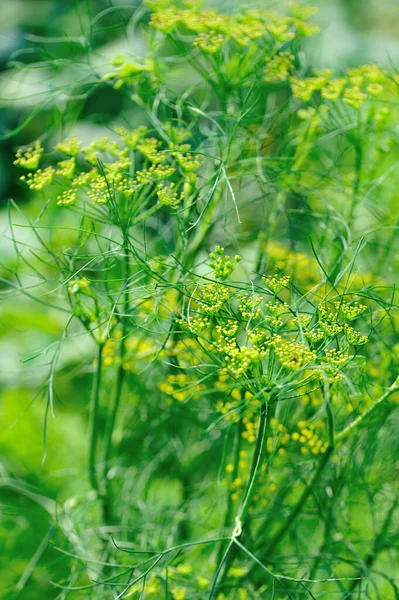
209,246,241,281
291,63,388,110
55,136,81,156
57,189,77,206
264,52,295,83
56,158,76,179
14,141,43,170
137,164,176,184
103,55,154,90
158,372,202,402
262,274,290,294
14,123,202,211
265,301,289,329
115,125,148,149
193,31,225,54
270,335,316,370
344,324,368,346
241,397,262,443
147,2,320,49
336,301,366,321
289,420,328,455
20,166,54,191
197,283,231,315
157,182,184,209
238,292,262,320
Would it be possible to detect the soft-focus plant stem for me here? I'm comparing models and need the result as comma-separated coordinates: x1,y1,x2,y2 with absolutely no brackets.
217,417,243,566
248,384,336,577
256,444,334,565
348,137,363,226
343,495,399,598
250,379,399,577
102,235,130,522
88,342,104,495
212,398,271,596
335,377,399,443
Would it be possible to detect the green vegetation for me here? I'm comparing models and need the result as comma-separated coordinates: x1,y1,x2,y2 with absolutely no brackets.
1,1,398,598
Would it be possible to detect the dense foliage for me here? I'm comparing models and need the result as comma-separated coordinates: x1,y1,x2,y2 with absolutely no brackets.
1,1,398,598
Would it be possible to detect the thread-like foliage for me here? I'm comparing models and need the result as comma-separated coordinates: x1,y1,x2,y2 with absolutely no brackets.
1,1,398,599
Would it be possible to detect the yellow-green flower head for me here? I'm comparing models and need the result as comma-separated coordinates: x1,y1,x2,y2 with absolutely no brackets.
305,328,325,343
193,31,225,54
68,277,96,298
137,163,176,184
165,124,192,145
319,321,342,337
344,324,368,346
20,166,54,191
209,246,241,281
367,82,383,97
56,157,76,179
262,274,290,294
264,52,295,83
115,125,148,149
266,21,295,43
198,283,231,314
71,169,98,188
14,141,43,170
157,182,183,209
57,189,77,206
54,136,81,157
287,2,317,21
336,301,366,321
137,138,165,163
238,292,262,320
321,78,346,101
103,57,154,90
271,336,316,370
343,86,367,109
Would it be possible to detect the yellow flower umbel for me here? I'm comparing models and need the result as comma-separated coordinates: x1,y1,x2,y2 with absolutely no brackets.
209,246,241,280
54,136,81,156
20,166,54,191
14,141,43,170
264,52,295,83
103,55,154,90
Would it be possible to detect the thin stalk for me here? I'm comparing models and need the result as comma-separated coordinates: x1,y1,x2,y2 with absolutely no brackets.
217,417,243,565
347,139,363,226
248,383,336,578
255,445,334,566
248,379,399,579
335,377,399,443
211,400,270,596
16,526,56,591
343,495,399,598
308,501,334,581
88,342,104,495
102,238,131,521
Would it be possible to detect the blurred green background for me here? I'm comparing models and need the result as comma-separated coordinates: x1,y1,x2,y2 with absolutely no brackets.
0,1,398,598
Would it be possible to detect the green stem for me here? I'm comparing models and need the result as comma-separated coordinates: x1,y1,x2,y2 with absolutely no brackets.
217,418,243,565
102,238,131,521
343,495,399,598
347,139,363,226
335,378,399,443
248,379,399,579
211,399,270,596
131,201,160,226
88,343,104,495
308,500,334,581
255,445,334,566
